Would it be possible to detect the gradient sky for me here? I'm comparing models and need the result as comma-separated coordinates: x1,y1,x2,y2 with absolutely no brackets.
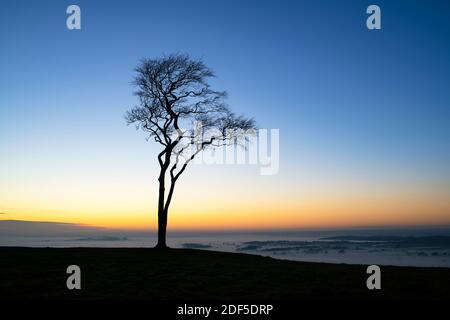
1,0,449,230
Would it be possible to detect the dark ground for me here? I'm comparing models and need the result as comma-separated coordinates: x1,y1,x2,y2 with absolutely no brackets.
0,247,449,300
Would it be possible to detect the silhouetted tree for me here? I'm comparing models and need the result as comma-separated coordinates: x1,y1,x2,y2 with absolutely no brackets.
126,54,256,248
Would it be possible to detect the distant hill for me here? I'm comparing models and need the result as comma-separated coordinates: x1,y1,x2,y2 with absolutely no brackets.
0,219,103,237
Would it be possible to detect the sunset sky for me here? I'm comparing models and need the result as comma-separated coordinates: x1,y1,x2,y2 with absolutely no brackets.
1,0,449,231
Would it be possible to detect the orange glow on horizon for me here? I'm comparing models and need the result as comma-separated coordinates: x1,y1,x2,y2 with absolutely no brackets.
1,166,449,231
1,189,449,231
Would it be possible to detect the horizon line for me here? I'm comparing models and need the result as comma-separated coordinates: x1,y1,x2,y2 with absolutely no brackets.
1,219,450,233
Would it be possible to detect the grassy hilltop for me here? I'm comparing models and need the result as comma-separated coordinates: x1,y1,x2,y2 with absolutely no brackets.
0,247,449,300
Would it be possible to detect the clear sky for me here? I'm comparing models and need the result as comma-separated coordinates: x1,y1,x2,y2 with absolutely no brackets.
1,0,449,230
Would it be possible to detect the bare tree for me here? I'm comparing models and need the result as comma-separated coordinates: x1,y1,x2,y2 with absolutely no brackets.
125,54,256,249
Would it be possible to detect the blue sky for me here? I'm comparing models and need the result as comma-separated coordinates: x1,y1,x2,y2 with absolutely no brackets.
0,0,449,229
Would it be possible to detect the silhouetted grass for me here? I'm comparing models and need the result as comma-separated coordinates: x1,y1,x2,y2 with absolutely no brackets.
0,247,449,300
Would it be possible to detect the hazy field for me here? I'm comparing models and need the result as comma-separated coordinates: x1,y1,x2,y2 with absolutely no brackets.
2,221,450,267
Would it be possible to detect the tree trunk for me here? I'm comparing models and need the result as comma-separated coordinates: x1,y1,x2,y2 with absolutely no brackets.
155,172,168,249
155,208,168,249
